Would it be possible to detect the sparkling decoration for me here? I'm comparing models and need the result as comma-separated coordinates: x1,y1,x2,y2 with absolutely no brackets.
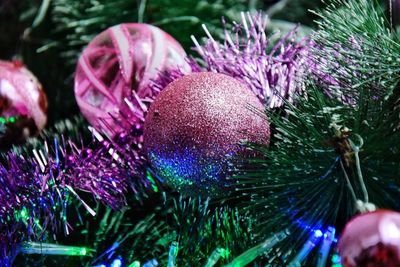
143,72,270,196
74,23,190,137
0,136,130,265
339,210,400,267
0,60,47,149
192,12,307,108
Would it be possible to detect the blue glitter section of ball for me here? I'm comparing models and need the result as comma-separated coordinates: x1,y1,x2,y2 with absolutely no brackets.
148,146,232,196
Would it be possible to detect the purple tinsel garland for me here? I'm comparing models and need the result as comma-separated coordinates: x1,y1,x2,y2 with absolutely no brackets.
0,136,132,264
191,12,308,108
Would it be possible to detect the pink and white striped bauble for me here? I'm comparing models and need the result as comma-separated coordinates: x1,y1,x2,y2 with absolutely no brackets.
74,23,190,137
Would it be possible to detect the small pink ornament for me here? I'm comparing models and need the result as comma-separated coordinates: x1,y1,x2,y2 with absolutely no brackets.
0,60,47,148
143,72,270,196
339,210,400,267
74,23,190,137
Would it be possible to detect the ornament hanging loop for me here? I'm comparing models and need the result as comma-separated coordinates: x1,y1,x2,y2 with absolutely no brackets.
348,134,377,213
355,199,377,213
348,134,363,151
349,134,369,203
339,132,374,212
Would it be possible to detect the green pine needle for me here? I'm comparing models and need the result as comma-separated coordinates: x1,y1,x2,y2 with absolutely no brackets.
13,195,254,266
171,197,255,266
232,2,400,265
311,0,400,98
235,81,400,264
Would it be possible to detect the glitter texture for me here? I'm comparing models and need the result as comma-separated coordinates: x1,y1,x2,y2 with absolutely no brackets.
143,72,270,196
339,210,400,267
74,23,190,137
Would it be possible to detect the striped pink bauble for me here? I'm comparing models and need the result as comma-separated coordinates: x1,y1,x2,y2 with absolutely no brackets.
74,23,190,137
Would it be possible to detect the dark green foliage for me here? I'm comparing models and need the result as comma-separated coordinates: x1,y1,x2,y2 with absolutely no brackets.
43,0,251,67
235,83,400,264
13,195,254,266
0,0,36,59
233,1,400,265
271,0,327,26
311,0,400,98
84,203,171,267
0,116,88,159
13,202,171,267
171,197,255,266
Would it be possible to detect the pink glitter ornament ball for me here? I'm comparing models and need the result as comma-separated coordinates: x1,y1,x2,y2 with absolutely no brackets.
143,72,270,196
74,23,190,137
339,210,400,267
0,60,47,149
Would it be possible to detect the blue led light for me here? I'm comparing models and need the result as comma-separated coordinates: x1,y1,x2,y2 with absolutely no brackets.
314,229,323,237
111,258,122,267
316,227,336,267
287,229,324,266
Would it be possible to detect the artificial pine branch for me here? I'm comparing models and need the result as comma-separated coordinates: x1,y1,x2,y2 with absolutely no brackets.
13,196,254,267
235,82,400,265
233,1,400,265
311,0,400,99
170,197,255,266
